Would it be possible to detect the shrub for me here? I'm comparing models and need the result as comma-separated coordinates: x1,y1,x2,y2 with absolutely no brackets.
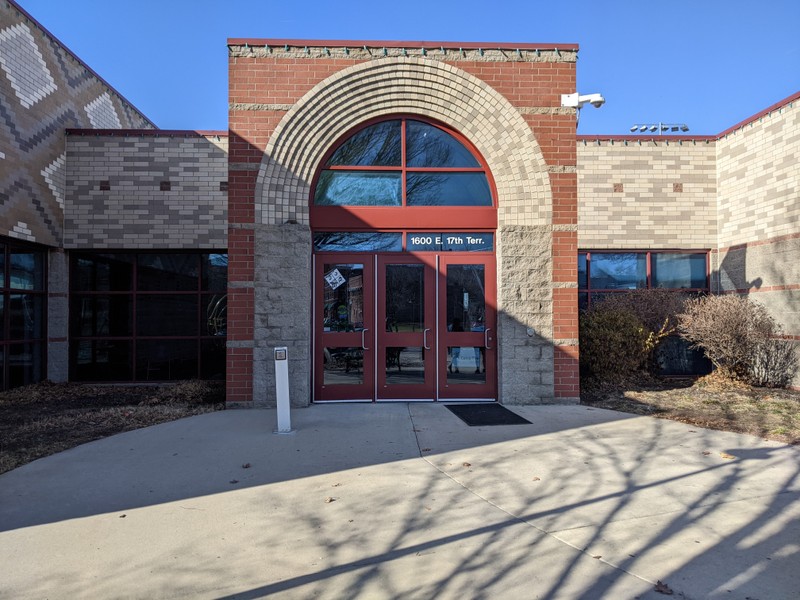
596,288,689,337
579,307,655,379
595,289,692,372
678,295,798,387
748,337,799,388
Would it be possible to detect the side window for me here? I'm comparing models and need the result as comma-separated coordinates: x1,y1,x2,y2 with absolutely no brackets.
0,240,47,390
70,252,228,382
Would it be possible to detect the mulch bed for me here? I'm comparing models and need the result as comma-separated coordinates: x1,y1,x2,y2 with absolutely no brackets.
0,381,224,475
581,373,800,445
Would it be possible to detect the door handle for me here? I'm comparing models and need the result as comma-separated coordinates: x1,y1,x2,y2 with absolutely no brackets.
484,328,492,350
362,328,369,350
423,328,431,350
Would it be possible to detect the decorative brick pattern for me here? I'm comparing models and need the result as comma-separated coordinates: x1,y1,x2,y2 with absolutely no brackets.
84,92,122,129
64,132,228,248
716,100,800,387
717,102,799,248
41,152,66,210
577,140,717,248
253,57,556,228
229,44,577,64
0,22,57,108
0,2,153,247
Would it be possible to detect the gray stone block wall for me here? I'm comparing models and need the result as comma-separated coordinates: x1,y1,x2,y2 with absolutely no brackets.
0,1,153,247
253,223,311,407
578,140,717,249
64,134,228,248
496,225,555,403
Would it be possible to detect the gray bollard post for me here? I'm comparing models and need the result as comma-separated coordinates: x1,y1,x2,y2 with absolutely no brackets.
273,346,294,434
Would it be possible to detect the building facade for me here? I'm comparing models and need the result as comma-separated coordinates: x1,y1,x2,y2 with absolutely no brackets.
1,0,798,400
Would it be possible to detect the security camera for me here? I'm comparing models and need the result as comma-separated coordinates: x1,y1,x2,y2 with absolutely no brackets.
581,93,605,108
561,92,606,109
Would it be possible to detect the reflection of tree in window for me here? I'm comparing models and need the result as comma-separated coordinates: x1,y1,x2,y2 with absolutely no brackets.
313,232,402,252
313,118,492,207
385,266,424,331
590,253,646,290
327,121,401,166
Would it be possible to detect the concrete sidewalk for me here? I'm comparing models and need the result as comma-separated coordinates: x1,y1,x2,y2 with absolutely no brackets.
1,403,798,599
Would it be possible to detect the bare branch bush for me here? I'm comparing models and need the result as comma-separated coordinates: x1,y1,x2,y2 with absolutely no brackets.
678,295,798,387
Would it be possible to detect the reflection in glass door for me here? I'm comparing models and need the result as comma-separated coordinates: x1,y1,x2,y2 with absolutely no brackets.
314,253,495,402
377,257,436,400
314,256,374,401
439,256,496,400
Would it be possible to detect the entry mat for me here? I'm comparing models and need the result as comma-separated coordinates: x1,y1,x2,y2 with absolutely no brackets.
445,403,532,427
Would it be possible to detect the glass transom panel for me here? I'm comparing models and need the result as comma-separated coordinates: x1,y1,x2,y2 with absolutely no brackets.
314,118,491,208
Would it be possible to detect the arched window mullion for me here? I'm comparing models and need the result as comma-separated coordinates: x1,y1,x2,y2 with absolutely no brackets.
311,115,494,209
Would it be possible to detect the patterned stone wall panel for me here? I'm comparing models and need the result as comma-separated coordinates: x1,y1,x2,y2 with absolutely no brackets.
496,225,554,403
578,140,717,249
717,102,800,248
64,134,228,249
252,57,557,228
0,2,153,247
252,224,311,407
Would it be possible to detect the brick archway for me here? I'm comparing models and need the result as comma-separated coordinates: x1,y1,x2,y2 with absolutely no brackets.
255,57,552,227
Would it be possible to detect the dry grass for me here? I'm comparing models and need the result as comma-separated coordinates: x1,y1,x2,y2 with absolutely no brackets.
0,380,224,475
582,372,800,444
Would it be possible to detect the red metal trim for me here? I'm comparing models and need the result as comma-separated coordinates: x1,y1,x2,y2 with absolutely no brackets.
310,116,498,225
717,90,800,138
311,207,497,230
437,254,497,399
375,255,437,399
228,38,579,51
66,129,227,137
577,135,715,142
579,250,711,309
68,251,227,383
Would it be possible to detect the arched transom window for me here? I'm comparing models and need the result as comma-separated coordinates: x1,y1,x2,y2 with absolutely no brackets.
313,118,493,207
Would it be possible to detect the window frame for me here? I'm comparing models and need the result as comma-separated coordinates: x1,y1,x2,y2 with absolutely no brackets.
0,237,48,391
579,250,710,309
309,115,498,232
69,251,227,383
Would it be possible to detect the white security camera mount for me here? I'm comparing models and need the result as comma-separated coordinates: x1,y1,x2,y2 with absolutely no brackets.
561,92,606,109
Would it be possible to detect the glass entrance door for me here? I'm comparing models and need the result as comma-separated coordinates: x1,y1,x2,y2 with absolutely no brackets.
314,256,374,401
438,256,497,400
314,253,495,402
377,256,436,400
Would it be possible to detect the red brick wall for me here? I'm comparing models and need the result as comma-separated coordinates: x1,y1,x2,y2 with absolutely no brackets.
226,48,579,403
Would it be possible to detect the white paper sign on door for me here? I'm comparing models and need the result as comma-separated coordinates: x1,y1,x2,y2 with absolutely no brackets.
324,268,346,290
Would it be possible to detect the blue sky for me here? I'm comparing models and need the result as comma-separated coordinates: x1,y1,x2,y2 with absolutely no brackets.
18,0,800,134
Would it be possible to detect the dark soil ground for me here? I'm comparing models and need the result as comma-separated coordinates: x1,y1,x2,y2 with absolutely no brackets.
0,380,224,475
